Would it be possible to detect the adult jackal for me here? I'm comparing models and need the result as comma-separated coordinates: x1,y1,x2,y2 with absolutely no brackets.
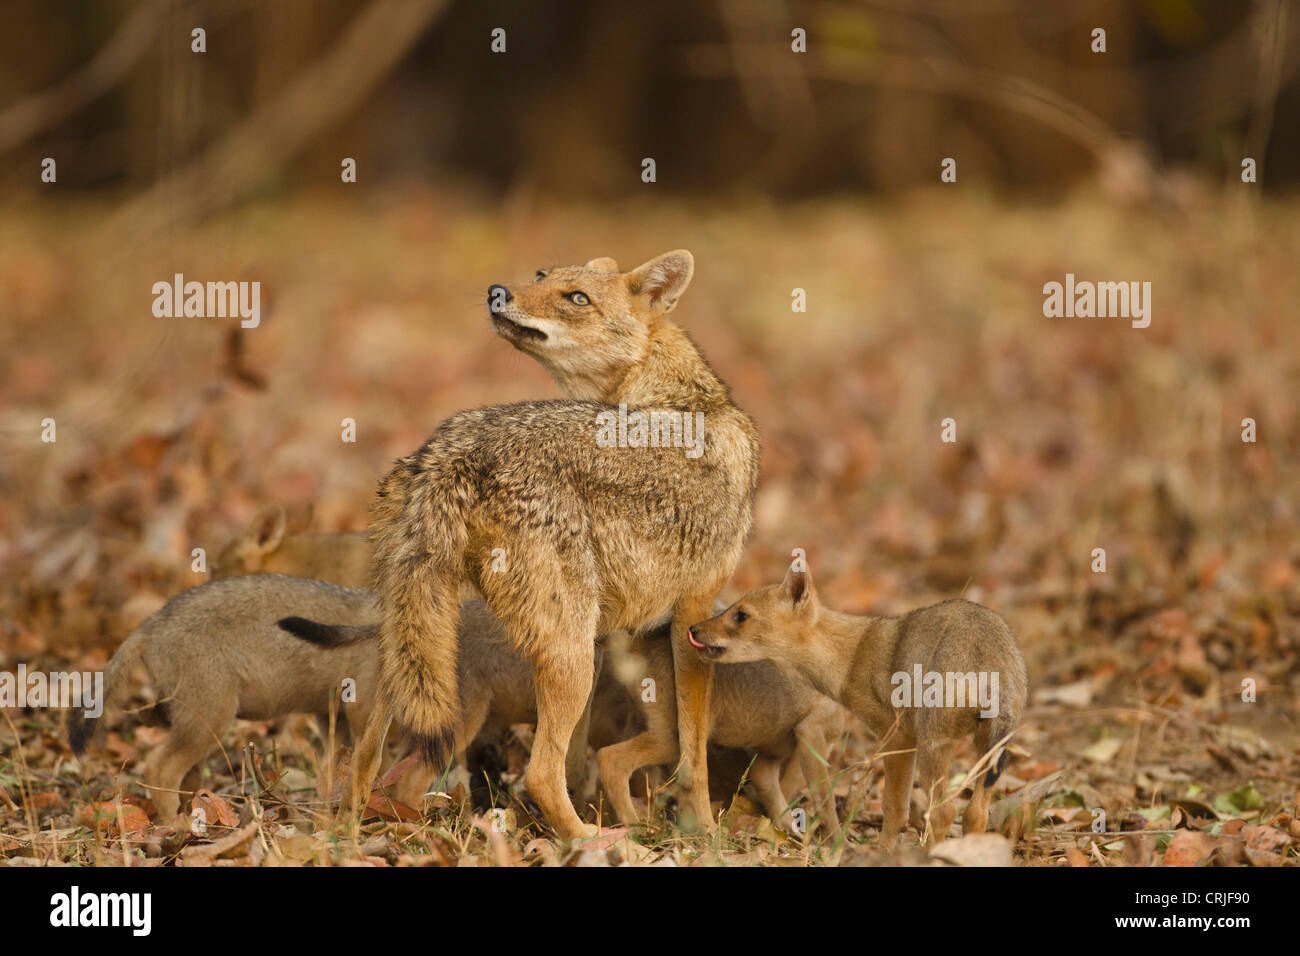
340,251,759,838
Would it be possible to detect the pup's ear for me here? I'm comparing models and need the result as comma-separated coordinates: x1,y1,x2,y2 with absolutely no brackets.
584,257,619,272
627,250,694,314
780,564,816,611
245,502,286,554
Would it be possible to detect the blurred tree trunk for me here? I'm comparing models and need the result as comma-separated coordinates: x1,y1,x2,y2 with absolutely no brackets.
104,0,450,240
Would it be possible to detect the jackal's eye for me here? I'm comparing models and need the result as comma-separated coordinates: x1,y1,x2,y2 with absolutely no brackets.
566,291,590,306
534,271,546,282
733,609,749,624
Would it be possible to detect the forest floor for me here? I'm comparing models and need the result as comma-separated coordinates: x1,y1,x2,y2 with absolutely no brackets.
1,186,1297,866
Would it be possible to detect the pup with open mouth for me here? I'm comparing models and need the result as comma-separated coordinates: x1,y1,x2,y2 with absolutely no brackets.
687,624,727,660
686,563,1027,849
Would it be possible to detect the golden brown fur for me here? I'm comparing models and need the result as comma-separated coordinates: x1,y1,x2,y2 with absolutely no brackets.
354,251,760,838
689,565,1027,848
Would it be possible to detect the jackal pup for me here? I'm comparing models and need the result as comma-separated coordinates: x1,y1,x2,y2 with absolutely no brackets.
347,250,759,838
68,575,378,820
212,502,371,589
688,565,1027,848
67,577,527,820
598,629,844,838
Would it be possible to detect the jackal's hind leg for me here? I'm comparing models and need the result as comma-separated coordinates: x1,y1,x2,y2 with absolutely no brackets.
525,635,599,840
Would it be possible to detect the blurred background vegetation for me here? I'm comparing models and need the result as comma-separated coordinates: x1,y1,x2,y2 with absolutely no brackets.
2,0,1298,202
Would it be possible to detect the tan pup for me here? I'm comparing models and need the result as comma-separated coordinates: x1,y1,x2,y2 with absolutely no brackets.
335,251,759,839
212,502,371,589
69,577,539,820
69,576,378,820
688,566,1027,849
597,630,844,839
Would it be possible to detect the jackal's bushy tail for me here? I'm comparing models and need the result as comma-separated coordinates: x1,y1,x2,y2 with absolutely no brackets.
67,631,145,756
371,458,472,766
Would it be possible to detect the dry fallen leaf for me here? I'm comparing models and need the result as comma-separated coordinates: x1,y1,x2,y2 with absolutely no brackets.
1162,829,1216,867
76,802,151,838
1243,824,1291,853
1034,680,1093,707
179,821,259,866
1081,737,1123,764
930,834,1013,867
364,792,422,822
192,789,240,829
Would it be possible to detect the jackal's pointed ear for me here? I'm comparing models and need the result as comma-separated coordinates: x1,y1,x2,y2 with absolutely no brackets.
584,257,619,272
245,502,286,554
780,564,816,611
628,250,694,314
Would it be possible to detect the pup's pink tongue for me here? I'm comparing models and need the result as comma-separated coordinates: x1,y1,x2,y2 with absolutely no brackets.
687,629,706,649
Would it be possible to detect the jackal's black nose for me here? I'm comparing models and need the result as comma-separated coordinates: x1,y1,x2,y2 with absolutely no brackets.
487,284,512,313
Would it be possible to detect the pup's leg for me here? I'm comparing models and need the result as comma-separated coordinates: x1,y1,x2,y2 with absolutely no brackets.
526,635,598,840
595,653,677,826
143,733,216,822
964,780,992,835
778,752,807,799
671,588,723,832
880,750,916,850
967,714,1009,835
747,754,792,827
796,704,843,840
143,690,236,822
596,729,676,826
916,740,956,843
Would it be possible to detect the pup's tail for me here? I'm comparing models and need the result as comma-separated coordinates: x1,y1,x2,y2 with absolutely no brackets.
975,714,1016,788
370,459,471,767
278,618,377,647
67,631,145,756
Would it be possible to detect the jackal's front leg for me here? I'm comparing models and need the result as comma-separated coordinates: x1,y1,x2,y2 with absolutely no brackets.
671,591,719,832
